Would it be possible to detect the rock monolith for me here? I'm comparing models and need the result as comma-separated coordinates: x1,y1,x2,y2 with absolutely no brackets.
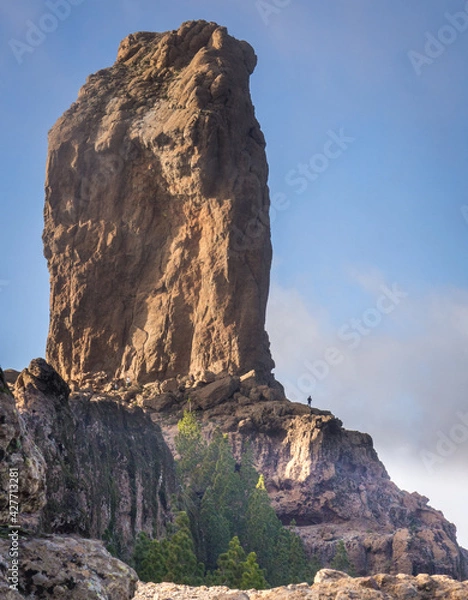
44,20,274,385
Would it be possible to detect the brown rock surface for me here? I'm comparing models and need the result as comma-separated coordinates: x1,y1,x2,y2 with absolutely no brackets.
14,359,176,560
43,20,274,386
37,19,468,587
0,367,46,528
0,535,137,599
144,384,467,580
132,570,468,599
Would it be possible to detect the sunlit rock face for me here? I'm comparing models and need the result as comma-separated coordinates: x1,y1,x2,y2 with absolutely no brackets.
43,20,274,386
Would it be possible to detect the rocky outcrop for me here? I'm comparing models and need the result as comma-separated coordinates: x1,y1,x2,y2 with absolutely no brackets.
1,365,139,598
14,359,176,560
0,535,137,599
43,20,274,386
0,367,46,528
32,19,468,590
142,374,467,580
133,569,468,599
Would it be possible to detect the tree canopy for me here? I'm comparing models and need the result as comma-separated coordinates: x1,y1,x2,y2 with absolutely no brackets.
133,410,320,588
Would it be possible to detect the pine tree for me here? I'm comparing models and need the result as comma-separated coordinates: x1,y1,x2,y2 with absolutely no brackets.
331,540,354,575
199,485,231,570
284,527,316,584
175,409,207,491
212,536,247,588
240,552,268,590
164,512,205,585
209,432,243,534
140,539,167,583
242,474,283,584
133,532,152,578
269,524,317,586
236,443,259,536
133,532,168,583
271,528,292,584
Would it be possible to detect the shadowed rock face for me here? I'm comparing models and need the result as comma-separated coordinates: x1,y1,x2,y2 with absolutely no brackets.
43,20,274,386
0,368,46,528
14,359,176,560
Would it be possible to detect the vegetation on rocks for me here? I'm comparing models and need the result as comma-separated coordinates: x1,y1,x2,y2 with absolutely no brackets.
133,410,319,588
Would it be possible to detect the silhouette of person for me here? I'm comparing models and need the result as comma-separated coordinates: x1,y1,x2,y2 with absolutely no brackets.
307,395,312,407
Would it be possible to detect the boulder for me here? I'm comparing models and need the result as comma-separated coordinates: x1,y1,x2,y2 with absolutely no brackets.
0,535,137,599
191,376,240,410
143,392,178,412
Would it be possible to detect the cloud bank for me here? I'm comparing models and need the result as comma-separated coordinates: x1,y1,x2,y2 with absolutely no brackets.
267,273,468,546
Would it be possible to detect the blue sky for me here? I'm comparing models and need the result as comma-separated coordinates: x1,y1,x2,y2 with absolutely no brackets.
1,1,468,547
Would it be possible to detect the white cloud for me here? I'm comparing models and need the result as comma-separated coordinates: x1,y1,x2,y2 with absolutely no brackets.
267,276,468,547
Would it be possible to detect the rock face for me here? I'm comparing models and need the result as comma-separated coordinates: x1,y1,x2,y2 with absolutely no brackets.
0,365,140,598
143,375,467,580
14,359,176,560
43,20,274,386
33,19,468,589
0,367,46,528
133,570,468,599
0,535,137,599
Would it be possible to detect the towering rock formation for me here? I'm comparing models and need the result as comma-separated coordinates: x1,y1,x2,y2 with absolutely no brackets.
38,20,467,586
43,20,274,386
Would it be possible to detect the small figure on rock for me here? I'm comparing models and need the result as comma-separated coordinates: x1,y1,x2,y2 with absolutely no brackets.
126,376,131,388
307,395,312,408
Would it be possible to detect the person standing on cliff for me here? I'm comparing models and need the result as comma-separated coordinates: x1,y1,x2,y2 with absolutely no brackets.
307,395,312,408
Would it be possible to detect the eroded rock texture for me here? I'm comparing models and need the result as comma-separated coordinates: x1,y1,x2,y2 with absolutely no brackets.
44,20,274,386
133,570,468,600
0,536,137,599
142,374,467,580
0,367,46,528
14,359,176,560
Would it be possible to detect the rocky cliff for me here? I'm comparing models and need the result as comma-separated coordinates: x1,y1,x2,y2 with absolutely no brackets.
13,359,176,560
43,20,274,386
140,372,467,580
0,368,46,530
0,367,139,599
5,19,465,597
